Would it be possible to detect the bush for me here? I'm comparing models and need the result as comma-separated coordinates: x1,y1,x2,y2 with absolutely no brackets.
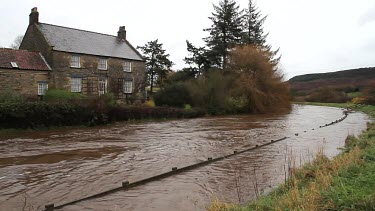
306,87,349,103
154,83,192,108
0,88,25,103
0,102,94,129
362,84,375,105
44,89,86,103
0,100,206,129
185,70,236,114
225,96,249,113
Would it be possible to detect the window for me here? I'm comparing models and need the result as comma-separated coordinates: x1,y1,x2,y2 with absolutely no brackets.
123,61,132,72
98,58,107,70
71,55,80,68
98,78,108,96
123,80,133,94
38,83,48,96
70,78,82,93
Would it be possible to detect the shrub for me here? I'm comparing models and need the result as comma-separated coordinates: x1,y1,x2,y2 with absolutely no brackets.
154,83,192,108
184,104,192,110
0,102,94,129
352,97,366,104
44,89,86,103
362,84,375,105
145,100,156,107
225,96,249,113
0,88,25,103
185,70,236,114
166,69,196,84
306,87,349,103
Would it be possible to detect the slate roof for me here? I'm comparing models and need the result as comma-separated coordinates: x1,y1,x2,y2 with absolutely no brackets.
0,48,51,71
37,23,144,61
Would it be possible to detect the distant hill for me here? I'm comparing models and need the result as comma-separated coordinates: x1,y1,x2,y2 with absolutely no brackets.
289,67,375,96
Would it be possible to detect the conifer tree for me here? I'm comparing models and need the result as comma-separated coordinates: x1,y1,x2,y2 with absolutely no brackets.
204,0,244,69
242,0,266,45
137,39,173,94
184,40,219,75
242,0,280,70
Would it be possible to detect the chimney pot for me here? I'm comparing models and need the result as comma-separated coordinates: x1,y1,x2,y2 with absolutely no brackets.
117,26,127,41
29,7,39,25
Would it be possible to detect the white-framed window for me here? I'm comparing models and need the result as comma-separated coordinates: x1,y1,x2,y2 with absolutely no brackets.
123,61,132,72
123,80,133,94
37,82,48,96
71,55,80,68
98,58,107,70
70,78,82,93
98,78,108,96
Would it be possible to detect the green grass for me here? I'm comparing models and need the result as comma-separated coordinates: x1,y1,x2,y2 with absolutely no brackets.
347,92,362,98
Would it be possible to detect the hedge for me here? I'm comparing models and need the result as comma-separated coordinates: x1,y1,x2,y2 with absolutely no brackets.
0,102,206,129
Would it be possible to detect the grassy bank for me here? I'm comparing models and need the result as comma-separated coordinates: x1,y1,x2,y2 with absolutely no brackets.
297,102,375,117
209,103,375,211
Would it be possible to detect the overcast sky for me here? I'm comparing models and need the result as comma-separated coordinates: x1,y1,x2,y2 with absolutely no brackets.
1,0,374,78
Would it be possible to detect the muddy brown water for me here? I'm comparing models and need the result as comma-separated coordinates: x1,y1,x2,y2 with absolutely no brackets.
0,105,371,211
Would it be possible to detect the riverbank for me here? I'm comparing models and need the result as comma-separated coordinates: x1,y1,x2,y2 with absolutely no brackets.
209,103,375,211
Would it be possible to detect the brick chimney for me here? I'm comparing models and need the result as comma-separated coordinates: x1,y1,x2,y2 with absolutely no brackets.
117,26,126,41
29,7,39,25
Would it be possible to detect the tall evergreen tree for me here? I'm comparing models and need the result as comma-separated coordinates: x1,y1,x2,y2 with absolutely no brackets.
184,40,219,75
204,0,244,69
242,0,267,46
137,39,173,94
242,0,280,70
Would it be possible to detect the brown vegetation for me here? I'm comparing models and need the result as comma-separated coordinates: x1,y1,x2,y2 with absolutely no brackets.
305,87,349,103
362,84,375,105
155,45,291,114
228,45,291,113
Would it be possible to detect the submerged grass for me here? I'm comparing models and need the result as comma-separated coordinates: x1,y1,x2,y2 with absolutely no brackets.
208,104,375,211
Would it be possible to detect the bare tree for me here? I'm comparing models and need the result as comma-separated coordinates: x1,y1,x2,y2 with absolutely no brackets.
9,35,24,49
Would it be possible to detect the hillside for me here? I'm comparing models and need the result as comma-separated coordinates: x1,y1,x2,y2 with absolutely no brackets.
289,67,375,96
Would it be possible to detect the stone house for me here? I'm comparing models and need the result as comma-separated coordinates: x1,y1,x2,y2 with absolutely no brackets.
0,48,51,97
20,7,145,99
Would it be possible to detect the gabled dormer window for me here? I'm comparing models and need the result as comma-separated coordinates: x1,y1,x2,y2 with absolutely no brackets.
123,61,132,72
71,55,80,68
98,58,107,70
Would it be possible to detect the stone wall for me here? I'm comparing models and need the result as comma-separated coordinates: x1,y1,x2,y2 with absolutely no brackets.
51,51,145,99
0,69,49,97
19,24,53,66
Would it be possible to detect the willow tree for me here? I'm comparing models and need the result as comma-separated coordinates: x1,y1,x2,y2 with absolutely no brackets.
204,0,244,69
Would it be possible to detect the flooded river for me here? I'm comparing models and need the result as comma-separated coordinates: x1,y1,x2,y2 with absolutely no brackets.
0,105,371,211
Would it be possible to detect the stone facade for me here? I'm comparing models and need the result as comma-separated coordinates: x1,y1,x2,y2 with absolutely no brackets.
0,69,49,97
19,7,146,100
48,51,145,98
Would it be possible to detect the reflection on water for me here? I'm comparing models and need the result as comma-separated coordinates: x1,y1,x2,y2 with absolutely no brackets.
0,105,371,211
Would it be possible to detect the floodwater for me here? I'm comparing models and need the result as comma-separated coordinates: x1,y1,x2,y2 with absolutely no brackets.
0,105,371,211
